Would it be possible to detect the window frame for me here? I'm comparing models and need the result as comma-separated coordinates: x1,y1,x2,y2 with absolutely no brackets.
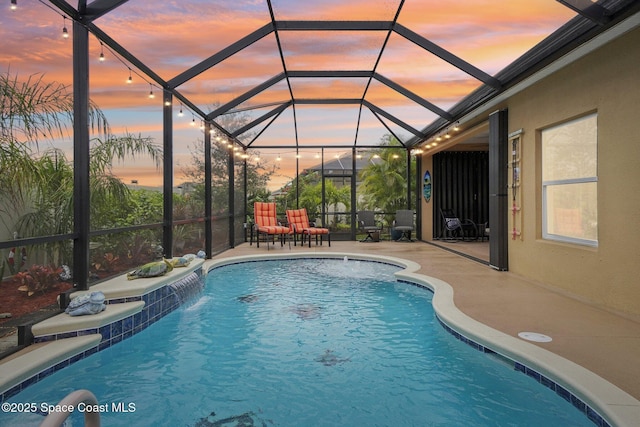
541,113,598,247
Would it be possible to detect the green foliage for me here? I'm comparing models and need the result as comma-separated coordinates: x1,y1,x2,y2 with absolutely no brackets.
16,264,62,297
358,135,416,224
122,189,164,225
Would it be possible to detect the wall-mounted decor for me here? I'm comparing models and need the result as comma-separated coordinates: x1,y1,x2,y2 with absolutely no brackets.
423,170,432,203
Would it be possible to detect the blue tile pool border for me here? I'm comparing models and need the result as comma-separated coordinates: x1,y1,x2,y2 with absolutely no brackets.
398,278,611,427
1,268,203,402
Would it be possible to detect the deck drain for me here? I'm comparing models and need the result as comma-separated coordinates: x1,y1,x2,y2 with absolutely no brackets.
518,332,552,342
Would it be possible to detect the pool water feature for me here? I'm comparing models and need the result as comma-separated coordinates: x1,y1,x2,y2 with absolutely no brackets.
0,258,597,426
167,271,204,305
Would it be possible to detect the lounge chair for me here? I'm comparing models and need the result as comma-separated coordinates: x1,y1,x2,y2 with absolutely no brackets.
286,208,330,248
439,208,477,241
254,202,289,250
358,211,382,242
392,210,414,241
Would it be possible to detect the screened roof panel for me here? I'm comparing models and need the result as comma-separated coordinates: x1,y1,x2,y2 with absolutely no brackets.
174,34,283,112
279,31,387,71
294,105,363,146
365,80,440,132
228,80,293,115
270,0,402,21
376,32,484,111
92,1,272,80
289,77,369,99
395,0,578,76
242,107,296,148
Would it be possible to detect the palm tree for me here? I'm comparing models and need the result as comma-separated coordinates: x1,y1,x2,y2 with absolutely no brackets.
1,71,162,266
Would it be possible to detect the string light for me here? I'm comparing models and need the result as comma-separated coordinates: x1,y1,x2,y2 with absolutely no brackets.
126,69,133,84
453,121,460,132
178,103,184,117
191,115,196,126
276,154,281,161
148,83,154,99
62,16,69,39
10,0,17,11
99,42,105,62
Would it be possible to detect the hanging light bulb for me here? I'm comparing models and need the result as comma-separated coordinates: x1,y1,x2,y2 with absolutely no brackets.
126,69,133,84
62,16,69,39
11,0,17,11
99,43,105,62
178,104,184,117
148,84,155,99
453,121,460,132
191,115,196,126
276,154,281,162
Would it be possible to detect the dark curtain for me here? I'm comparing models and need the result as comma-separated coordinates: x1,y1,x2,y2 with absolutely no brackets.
433,151,489,238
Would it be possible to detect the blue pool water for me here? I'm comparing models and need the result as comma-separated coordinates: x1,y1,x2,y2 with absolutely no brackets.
1,259,594,426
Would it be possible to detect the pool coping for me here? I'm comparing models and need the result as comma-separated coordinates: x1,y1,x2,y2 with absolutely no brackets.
0,260,205,401
204,252,640,427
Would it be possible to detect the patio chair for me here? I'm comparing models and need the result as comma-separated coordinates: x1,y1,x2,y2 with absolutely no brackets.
439,208,477,241
286,208,330,248
358,211,382,242
287,208,331,247
254,202,289,250
392,210,414,241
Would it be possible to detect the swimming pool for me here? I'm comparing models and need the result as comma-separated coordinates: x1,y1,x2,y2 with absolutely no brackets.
0,257,600,426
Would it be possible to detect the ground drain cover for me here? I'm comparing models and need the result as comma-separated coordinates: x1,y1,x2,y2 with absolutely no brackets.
518,332,552,342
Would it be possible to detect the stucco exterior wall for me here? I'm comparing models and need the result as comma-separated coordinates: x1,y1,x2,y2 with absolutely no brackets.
506,27,640,317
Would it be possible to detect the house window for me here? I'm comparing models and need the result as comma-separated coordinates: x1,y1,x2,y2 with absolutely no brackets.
541,113,598,246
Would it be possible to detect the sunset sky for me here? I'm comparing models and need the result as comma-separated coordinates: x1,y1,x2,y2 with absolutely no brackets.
1,0,577,188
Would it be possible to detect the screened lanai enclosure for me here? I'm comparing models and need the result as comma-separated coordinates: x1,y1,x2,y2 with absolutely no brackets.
2,0,637,343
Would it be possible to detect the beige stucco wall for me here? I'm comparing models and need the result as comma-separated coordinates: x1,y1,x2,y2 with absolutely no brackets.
506,27,640,317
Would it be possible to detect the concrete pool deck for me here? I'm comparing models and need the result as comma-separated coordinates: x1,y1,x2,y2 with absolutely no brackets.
214,240,640,425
